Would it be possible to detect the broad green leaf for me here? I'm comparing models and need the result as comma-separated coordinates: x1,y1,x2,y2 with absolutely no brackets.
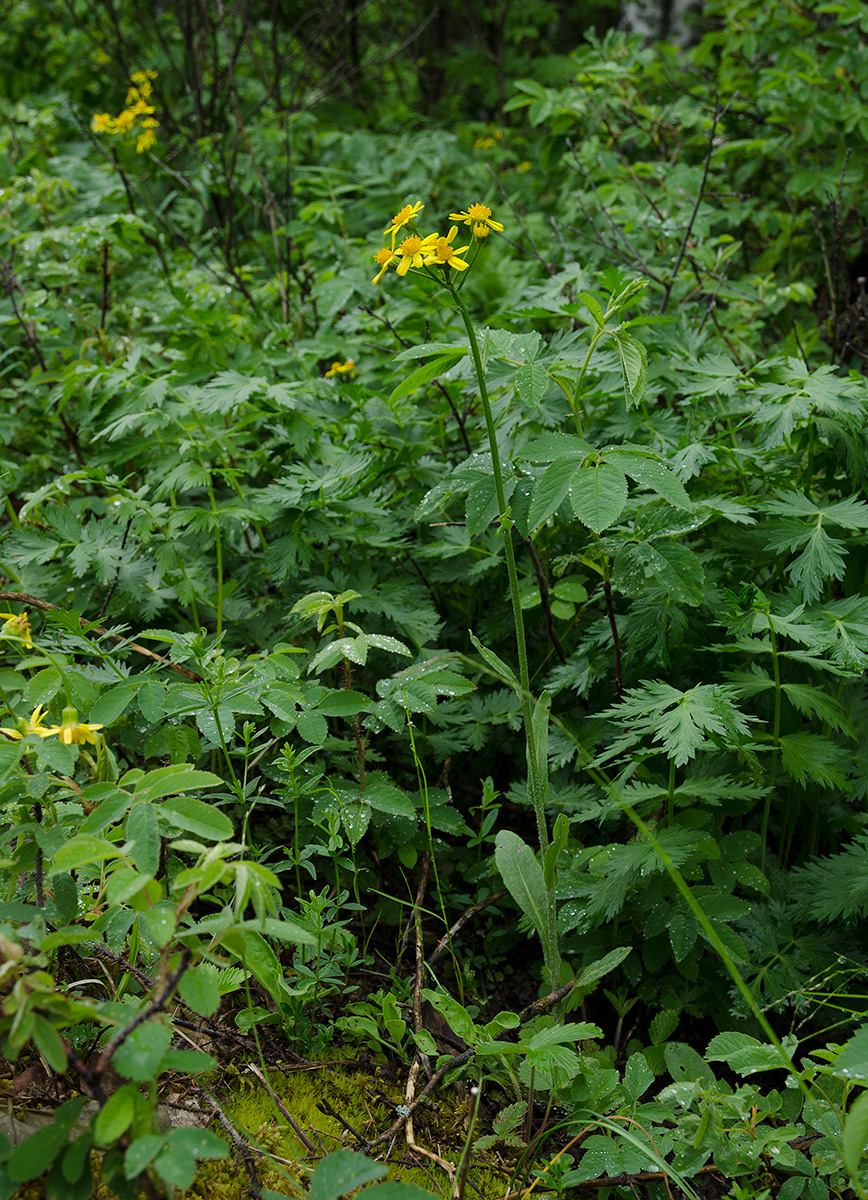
159,795,233,841
515,362,548,407
578,291,606,327
7,1098,86,1181
125,802,160,875
613,331,648,407
32,1015,68,1075
466,473,515,537
528,457,582,529
310,1150,386,1200
835,1024,868,1083
623,1052,655,1102
124,1135,165,1180
520,433,593,462
296,710,328,744
177,968,220,1019
569,463,628,534
575,946,633,995
603,450,692,510
112,1022,173,1082
53,835,123,871
93,1084,138,1145
89,686,135,726
843,1090,868,1177
314,689,371,717
495,831,546,946
135,766,222,803
636,540,705,605
421,988,479,1045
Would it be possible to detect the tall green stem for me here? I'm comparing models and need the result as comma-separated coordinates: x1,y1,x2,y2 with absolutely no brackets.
445,279,560,985
760,617,782,871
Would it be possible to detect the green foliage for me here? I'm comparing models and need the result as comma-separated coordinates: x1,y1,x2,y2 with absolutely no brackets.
5,0,868,1196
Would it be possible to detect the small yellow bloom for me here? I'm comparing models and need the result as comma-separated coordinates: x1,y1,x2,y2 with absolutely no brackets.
0,705,57,740
114,109,136,135
429,226,470,271
91,112,114,134
449,202,504,232
472,222,491,239
384,202,423,235
130,69,158,85
516,161,532,174
474,136,495,150
325,359,357,378
136,127,158,153
0,611,32,646
51,706,104,746
395,233,438,277
372,246,397,284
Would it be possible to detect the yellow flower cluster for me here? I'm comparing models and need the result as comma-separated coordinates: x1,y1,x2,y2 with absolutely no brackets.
474,126,504,151
92,70,159,153
0,611,32,647
324,359,357,378
372,201,503,285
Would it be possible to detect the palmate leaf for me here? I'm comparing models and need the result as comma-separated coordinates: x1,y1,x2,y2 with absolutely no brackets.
597,681,751,766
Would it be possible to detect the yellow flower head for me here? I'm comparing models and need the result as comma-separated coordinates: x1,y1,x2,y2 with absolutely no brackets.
395,233,438,277
113,109,136,135
325,359,357,378
384,202,424,240
91,112,114,134
372,246,397,284
516,161,532,174
52,706,104,746
472,222,491,239
430,226,470,271
474,136,496,150
130,69,158,85
449,202,504,232
136,127,158,154
0,705,57,741
0,611,32,646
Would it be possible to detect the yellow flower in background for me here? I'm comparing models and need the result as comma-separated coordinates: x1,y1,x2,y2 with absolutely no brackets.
516,161,532,174
130,69,158,85
430,226,470,271
91,112,114,134
51,706,104,746
0,611,32,646
384,202,423,243
136,126,158,153
325,359,357,378
395,233,437,277
0,705,57,741
372,246,397,284
450,202,504,232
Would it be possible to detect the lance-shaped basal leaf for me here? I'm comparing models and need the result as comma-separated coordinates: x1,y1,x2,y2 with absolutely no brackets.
495,830,546,946
569,463,628,534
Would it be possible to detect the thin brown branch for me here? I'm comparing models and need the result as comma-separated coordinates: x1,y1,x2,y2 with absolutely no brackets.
0,591,202,681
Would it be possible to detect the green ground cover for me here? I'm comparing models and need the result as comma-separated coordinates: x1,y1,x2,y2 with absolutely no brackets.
4,0,868,1196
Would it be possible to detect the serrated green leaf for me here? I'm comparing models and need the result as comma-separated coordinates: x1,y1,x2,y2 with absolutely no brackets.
159,795,234,841
466,474,515,537
135,766,222,803
569,463,628,534
603,450,692,509
515,362,548,407
528,457,582,529
125,802,160,875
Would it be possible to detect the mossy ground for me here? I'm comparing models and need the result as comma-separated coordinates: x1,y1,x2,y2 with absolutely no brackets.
179,1057,512,1200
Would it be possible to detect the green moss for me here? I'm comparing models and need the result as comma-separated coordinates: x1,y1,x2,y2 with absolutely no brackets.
177,1057,510,1200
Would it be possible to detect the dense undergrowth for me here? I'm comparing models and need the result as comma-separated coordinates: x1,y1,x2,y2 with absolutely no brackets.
4,0,868,1197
